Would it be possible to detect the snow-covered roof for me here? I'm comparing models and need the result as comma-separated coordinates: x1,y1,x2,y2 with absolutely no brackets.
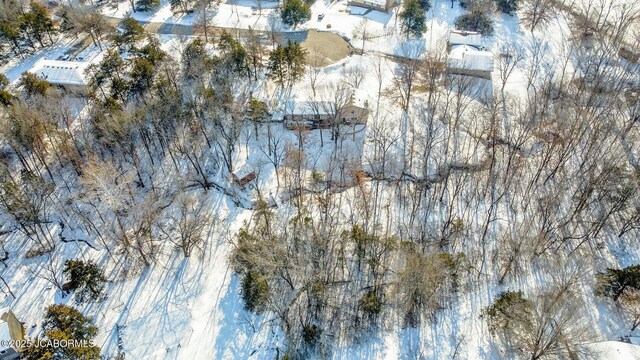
286,100,334,115
349,0,388,7
448,30,482,47
29,59,89,86
449,45,494,72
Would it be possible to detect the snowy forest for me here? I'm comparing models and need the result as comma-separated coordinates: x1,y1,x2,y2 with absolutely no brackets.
0,0,639,358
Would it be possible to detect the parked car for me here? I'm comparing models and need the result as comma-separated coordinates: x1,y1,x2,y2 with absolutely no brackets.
317,13,325,21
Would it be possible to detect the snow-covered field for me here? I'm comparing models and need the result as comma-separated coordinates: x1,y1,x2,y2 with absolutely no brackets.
2,0,640,358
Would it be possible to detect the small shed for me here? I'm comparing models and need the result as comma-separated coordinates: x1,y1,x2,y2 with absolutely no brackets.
233,171,256,187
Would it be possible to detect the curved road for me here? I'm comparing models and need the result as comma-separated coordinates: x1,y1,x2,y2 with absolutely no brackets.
104,15,309,44
103,15,355,66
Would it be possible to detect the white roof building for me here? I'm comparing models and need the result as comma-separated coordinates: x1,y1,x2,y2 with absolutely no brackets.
448,45,494,75
286,100,334,115
348,0,393,12
448,30,482,48
29,59,89,87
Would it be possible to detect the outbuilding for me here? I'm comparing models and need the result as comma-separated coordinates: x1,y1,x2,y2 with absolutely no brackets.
28,59,89,94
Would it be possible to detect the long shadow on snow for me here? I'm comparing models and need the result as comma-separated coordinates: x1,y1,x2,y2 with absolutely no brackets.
213,275,277,359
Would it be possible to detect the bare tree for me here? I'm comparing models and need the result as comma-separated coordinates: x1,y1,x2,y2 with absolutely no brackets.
342,63,366,89
63,6,114,50
352,19,374,53
193,0,219,42
486,287,591,360
306,45,326,97
521,0,554,32
395,250,460,327
496,42,525,93
172,193,211,257
30,254,65,294
620,290,640,331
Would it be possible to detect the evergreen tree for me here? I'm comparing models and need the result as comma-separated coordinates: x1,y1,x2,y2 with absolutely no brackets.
267,45,287,86
596,265,640,301
484,291,532,333
128,57,155,96
284,40,306,84
218,31,250,76
248,98,269,121
0,0,24,54
19,3,56,48
182,38,212,80
63,260,106,302
19,72,49,97
114,16,145,49
360,291,383,317
170,0,194,13
0,20,23,55
23,305,101,360
132,36,167,65
281,0,311,28
136,0,161,11
0,74,8,89
399,0,427,37
455,10,494,35
267,40,306,87
496,0,518,14
241,271,270,312
86,49,127,100
418,0,431,10
0,74,12,106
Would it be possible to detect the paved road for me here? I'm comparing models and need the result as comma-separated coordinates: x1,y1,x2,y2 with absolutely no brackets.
104,15,309,44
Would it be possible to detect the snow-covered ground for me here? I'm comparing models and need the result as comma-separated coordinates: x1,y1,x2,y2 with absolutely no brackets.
2,0,640,359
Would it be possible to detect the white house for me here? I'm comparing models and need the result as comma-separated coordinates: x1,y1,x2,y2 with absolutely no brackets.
280,95,370,130
29,59,89,93
348,0,394,12
447,30,494,79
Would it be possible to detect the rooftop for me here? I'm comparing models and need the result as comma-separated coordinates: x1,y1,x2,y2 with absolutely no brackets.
29,59,89,86
349,0,388,7
449,45,494,72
